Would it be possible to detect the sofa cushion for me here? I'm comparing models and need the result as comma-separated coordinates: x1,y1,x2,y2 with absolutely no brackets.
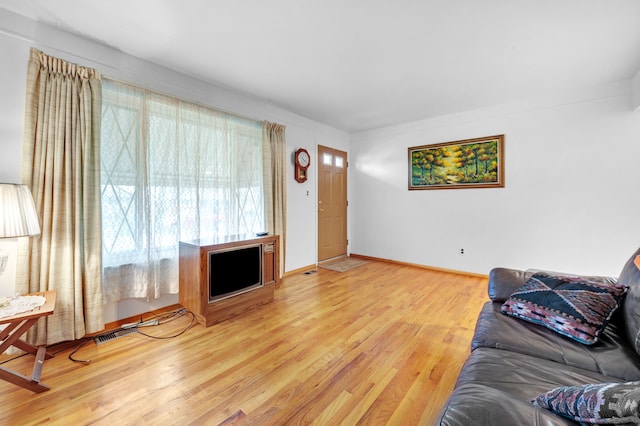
618,247,640,356
501,273,627,345
437,348,625,426
532,381,640,425
437,383,577,426
473,302,640,380
455,348,625,401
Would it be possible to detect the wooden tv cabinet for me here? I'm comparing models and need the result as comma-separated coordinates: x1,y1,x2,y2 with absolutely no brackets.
179,234,279,327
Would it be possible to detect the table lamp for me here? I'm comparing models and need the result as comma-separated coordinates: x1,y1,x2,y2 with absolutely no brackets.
0,183,41,273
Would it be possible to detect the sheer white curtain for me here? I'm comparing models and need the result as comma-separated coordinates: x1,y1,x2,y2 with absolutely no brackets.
101,79,265,302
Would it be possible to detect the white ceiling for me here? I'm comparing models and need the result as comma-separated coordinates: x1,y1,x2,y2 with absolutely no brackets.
2,0,640,132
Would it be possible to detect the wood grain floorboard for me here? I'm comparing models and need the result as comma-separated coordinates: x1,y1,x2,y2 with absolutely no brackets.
0,260,487,425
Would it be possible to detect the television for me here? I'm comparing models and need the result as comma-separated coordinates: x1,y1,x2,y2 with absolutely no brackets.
208,243,263,303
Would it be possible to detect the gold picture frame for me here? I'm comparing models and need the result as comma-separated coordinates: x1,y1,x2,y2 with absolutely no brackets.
408,135,504,190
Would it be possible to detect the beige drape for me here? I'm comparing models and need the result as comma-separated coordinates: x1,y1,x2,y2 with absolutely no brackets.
17,48,104,345
262,121,287,278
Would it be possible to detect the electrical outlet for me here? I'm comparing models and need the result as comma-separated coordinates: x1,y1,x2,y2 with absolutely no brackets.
460,248,465,255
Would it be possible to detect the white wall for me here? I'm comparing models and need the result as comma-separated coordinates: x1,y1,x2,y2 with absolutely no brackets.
633,69,640,111
0,9,350,322
351,81,640,278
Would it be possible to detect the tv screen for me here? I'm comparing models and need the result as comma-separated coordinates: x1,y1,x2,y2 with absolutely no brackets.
208,244,262,302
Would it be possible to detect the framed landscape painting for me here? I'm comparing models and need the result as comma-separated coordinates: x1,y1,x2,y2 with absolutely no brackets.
408,134,504,190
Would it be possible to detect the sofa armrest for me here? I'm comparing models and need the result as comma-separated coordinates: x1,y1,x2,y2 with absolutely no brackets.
488,267,618,302
488,268,528,302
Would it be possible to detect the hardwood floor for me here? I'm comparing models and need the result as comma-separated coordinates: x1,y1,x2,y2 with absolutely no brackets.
0,260,487,425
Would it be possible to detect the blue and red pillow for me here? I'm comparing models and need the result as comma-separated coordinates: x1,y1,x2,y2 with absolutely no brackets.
532,381,640,424
501,273,627,345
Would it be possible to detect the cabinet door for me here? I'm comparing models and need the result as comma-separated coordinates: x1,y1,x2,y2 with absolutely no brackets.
263,241,275,285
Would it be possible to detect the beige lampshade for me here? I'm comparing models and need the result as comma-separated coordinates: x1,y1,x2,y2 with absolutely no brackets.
0,183,41,238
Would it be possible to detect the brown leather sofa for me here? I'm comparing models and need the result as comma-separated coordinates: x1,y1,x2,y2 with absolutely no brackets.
436,247,640,425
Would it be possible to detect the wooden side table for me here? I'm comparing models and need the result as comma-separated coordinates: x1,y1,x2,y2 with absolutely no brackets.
0,291,56,393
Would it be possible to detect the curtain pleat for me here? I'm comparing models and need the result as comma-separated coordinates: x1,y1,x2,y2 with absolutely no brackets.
17,48,104,345
262,121,287,278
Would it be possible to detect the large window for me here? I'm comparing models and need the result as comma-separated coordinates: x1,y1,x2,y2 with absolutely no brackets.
100,79,264,302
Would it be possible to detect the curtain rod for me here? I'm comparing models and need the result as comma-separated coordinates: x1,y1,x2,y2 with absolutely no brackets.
103,75,268,125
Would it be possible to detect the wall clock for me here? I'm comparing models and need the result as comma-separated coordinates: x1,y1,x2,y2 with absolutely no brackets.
294,148,310,183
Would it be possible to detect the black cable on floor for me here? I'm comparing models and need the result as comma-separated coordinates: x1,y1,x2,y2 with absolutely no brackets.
136,309,196,339
68,338,93,364
0,352,28,365
67,308,196,363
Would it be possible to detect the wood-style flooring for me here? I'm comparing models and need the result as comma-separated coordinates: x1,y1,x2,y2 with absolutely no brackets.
0,260,487,425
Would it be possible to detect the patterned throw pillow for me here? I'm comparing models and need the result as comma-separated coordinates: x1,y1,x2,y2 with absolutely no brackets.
501,273,627,345
532,382,640,424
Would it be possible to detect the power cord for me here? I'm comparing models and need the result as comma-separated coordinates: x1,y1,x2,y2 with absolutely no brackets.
1,335,85,365
0,352,27,365
67,308,195,363
135,309,196,340
68,339,93,364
